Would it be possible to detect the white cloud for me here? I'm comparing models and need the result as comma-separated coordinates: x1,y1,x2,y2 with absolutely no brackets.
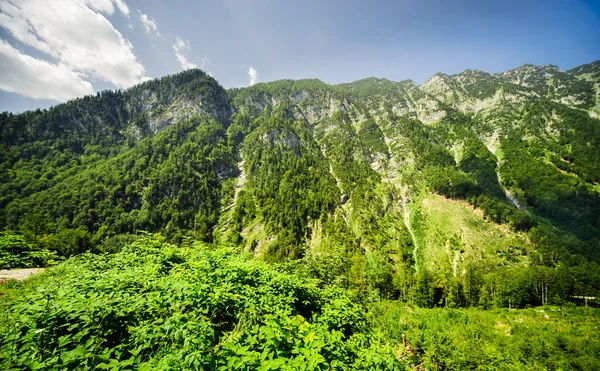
199,57,212,76
82,0,129,16
0,0,146,101
172,39,211,74
138,10,160,36
248,66,259,86
111,0,129,16
0,40,95,101
173,37,197,70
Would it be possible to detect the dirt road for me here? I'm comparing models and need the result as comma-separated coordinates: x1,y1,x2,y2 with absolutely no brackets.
0,268,45,284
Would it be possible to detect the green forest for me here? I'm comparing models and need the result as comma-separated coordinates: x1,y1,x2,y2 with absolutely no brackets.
2,61,600,369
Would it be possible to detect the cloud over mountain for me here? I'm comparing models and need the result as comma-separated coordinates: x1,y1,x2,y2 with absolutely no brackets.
0,0,146,100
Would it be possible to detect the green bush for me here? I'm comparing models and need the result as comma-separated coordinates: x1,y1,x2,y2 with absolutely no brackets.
0,233,56,269
0,238,406,370
370,302,600,370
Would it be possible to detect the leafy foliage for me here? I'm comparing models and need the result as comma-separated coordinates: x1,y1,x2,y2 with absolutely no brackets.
0,238,405,370
371,302,600,370
0,233,56,269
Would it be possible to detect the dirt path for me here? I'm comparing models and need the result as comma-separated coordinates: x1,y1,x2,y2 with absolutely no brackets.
0,268,45,284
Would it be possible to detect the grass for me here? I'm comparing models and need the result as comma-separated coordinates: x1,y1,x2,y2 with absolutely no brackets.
371,301,600,370
412,193,530,271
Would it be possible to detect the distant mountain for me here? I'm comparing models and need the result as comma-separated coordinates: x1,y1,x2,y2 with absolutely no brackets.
2,61,600,307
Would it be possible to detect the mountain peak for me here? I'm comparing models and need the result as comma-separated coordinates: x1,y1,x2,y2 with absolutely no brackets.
567,60,600,82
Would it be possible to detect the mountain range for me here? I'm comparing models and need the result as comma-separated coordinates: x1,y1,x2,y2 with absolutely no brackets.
2,60,600,307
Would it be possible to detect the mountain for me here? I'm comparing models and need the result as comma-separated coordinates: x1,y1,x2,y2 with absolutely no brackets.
2,61,600,307
2,61,600,370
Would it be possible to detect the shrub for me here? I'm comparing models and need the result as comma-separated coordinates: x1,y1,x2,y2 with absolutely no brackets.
0,237,406,370
0,233,56,269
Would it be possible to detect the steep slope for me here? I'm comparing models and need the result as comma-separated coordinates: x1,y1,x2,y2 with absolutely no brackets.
568,60,600,114
2,117,236,249
1,69,230,145
497,64,595,108
2,61,600,307
1,70,235,249
217,63,600,304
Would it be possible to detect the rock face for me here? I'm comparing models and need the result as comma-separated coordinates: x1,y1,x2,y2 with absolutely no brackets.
3,69,232,144
123,70,232,136
219,60,600,260
2,60,600,265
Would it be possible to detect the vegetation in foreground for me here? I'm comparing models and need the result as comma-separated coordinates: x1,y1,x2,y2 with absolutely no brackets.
1,237,599,370
0,237,404,370
371,302,600,370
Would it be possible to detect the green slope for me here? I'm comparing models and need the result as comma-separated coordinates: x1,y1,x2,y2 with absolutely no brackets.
2,61,600,308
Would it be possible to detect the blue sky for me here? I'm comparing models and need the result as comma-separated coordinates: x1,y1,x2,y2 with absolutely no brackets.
1,0,599,113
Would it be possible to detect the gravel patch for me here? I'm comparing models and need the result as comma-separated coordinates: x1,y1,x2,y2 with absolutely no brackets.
0,268,45,284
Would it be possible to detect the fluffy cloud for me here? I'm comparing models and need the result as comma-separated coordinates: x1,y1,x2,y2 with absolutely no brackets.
138,10,160,36
82,0,129,16
0,0,146,101
173,38,197,70
0,40,95,101
248,66,259,86
111,0,129,15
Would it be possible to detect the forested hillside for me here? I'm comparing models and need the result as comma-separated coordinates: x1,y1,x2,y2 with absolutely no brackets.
2,61,600,369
